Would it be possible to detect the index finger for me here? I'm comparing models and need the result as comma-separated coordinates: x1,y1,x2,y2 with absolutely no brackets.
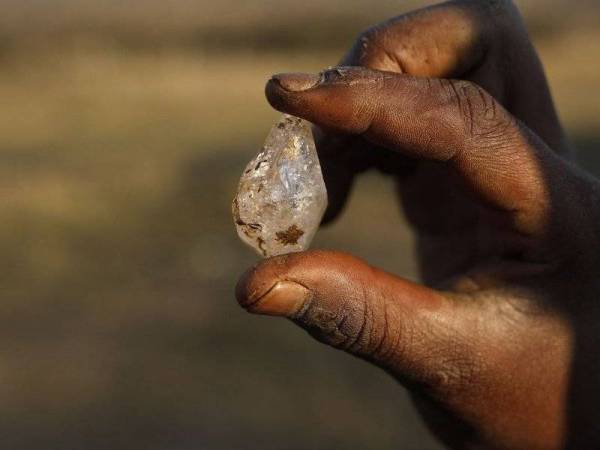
267,66,570,237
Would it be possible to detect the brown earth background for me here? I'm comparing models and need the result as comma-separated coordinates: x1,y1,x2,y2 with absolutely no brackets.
2,1,599,449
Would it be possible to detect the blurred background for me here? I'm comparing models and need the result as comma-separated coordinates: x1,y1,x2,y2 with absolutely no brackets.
2,1,599,449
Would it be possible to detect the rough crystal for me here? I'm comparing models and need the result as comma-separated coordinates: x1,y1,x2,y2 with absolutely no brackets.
232,114,327,257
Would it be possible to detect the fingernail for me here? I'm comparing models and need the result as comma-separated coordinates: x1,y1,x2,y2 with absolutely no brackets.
247,281,311,317
271,72,321,92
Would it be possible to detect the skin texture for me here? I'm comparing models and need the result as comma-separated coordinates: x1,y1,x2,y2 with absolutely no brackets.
235,1,600,449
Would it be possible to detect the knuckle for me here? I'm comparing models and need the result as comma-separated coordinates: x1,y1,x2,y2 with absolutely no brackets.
292,280,369,350
337,284,373,353
295,278,400,361
343,289,407,364
341,300,371,353
293,301,348,347
372,304,407,363
440,79,518,148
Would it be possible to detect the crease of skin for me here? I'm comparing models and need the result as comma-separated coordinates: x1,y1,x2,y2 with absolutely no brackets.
449,112,552,237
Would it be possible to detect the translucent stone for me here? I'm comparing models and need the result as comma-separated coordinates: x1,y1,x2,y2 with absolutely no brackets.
232,114,327,257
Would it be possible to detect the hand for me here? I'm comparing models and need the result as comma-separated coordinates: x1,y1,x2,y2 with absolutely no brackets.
236,1,600,449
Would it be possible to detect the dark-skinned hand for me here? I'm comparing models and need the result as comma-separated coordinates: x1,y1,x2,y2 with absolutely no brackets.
236,1,600,449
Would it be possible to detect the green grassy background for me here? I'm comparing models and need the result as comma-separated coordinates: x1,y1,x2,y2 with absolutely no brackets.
1,1,599,449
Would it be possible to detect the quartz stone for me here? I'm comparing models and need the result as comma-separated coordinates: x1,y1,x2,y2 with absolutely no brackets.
232,114,327,257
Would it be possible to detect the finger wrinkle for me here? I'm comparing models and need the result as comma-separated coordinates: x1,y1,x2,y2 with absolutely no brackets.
371,299,390,359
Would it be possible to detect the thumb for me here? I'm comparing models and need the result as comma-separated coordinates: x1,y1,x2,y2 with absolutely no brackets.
236,250,479,393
